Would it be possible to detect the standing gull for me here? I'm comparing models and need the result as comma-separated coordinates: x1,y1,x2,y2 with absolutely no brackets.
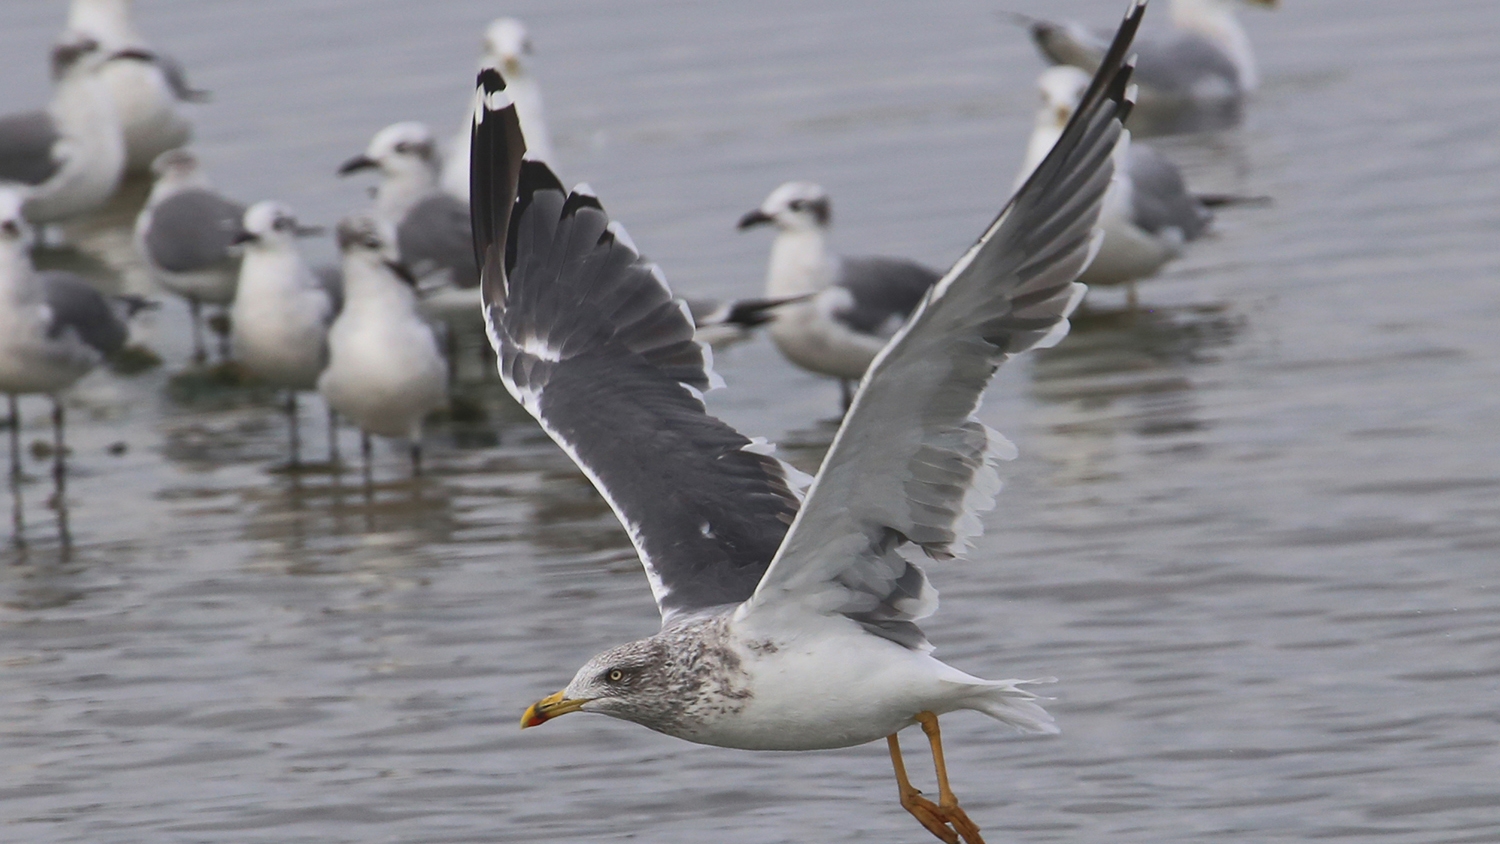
1018,65,1211,303
442,17,555,203
0,33,131,225
737,181,939,410
1021,0,1273,135
318,216,447,477
340,122,477,314
477,3,1139,840
231,201,338,469
66,0,208,174
1,186,142,481
134,148,245,363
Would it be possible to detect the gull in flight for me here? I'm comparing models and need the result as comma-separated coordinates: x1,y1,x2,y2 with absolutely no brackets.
472,3,1142,841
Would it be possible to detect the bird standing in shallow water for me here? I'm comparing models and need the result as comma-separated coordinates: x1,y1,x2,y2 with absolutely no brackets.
474,4,1142,840
317,216,447,480
737,181,938,412
230,201,338,470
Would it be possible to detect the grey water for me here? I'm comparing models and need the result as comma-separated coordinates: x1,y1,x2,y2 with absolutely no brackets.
2,0,1498,841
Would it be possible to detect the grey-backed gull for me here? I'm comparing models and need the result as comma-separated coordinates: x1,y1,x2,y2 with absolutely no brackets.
67,0,208,174
339,121,478,315
477,4,1142,841
134,148,245,363
230,201,339,468
738,181,939,410
1,186,145,481
1020,0,1272,135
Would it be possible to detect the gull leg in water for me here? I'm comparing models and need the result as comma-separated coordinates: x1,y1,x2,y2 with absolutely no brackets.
187,296,205,364
326,407,340,465
285,391,301,470
410,442,422,477
7,394,19,481
360,430,372,488
50,399,66,483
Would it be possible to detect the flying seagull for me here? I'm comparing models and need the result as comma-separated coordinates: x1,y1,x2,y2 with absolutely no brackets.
1019,0,1272,135
472,3,1140,842
737,181,940,410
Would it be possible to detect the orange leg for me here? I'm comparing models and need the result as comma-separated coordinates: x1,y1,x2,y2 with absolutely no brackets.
889,731,959,844
916,711,984,844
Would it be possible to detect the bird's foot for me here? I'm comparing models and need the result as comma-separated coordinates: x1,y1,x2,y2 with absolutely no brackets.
899,787,985,844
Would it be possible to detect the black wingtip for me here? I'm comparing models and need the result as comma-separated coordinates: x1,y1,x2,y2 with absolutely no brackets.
470,68,527,309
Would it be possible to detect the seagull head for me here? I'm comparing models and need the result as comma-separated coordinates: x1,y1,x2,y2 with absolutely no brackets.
338,121,438,180
234,201,324,248
147,147,208,188
335,215,415,287
0,188,35,252
481,17,534,76
49,33,104,80
1036,66,1091,131
521,637,677,731
737,181,832,234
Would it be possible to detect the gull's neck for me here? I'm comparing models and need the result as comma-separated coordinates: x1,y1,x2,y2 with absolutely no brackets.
240,242,309,297
1017,120,1065,193
0,242,42,307
340,253,418,315
374,164,439,224
1171,0,1258,90
48,62,121,160
68,0,145,49
765,227,835,298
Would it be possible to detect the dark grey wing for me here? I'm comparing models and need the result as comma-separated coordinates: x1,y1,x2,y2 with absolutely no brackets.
0,110,61,186
833,256,939,336
144,189,246,273
154,52,211,103
1126,143,1211,241
314,264,344,318
471,69,805,623
40,272,129,356
397,193,479,289
746,2,1142,650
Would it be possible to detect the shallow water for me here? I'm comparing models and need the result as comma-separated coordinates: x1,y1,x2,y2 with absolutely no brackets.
3,1,1499,842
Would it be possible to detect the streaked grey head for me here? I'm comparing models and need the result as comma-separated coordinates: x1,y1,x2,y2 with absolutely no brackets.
561,638,678,726
335,215,391,256
738,181,832,232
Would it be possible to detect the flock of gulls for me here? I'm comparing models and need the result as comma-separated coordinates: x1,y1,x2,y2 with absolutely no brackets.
0,0,1279,840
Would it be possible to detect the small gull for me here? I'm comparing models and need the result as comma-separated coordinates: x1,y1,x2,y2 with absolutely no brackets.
317,216,447,477
230,201,339,469
339,122,477,314
442,17,555,203
0,33,134,225
476,3,1139,838
133,148,245,363
1,186,143,481
1018,65,1211,303
1020,0,1273,135
737,181,939,409
66,0,208,174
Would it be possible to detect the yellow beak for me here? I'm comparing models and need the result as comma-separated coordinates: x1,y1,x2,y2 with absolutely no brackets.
520,689,589,728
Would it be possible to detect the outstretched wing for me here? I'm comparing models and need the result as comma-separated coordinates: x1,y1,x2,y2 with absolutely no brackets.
470,70,805,625
742,1,1144,649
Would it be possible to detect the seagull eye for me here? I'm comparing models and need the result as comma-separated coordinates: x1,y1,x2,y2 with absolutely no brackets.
394,142,411,154
1,220,19,236
607,669,624,683
787,200,805,212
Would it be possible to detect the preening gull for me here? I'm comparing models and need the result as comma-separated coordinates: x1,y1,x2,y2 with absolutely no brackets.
476,2,1139,839
66,0,208,174
1018,65,1211,301
133,148,245,363
737,181,939,409
1021,0,1273,135
442,17,555,203
317,216,447,477
0,33,132,224
340,121,478,313
1,187,144,481
231,201,339,468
